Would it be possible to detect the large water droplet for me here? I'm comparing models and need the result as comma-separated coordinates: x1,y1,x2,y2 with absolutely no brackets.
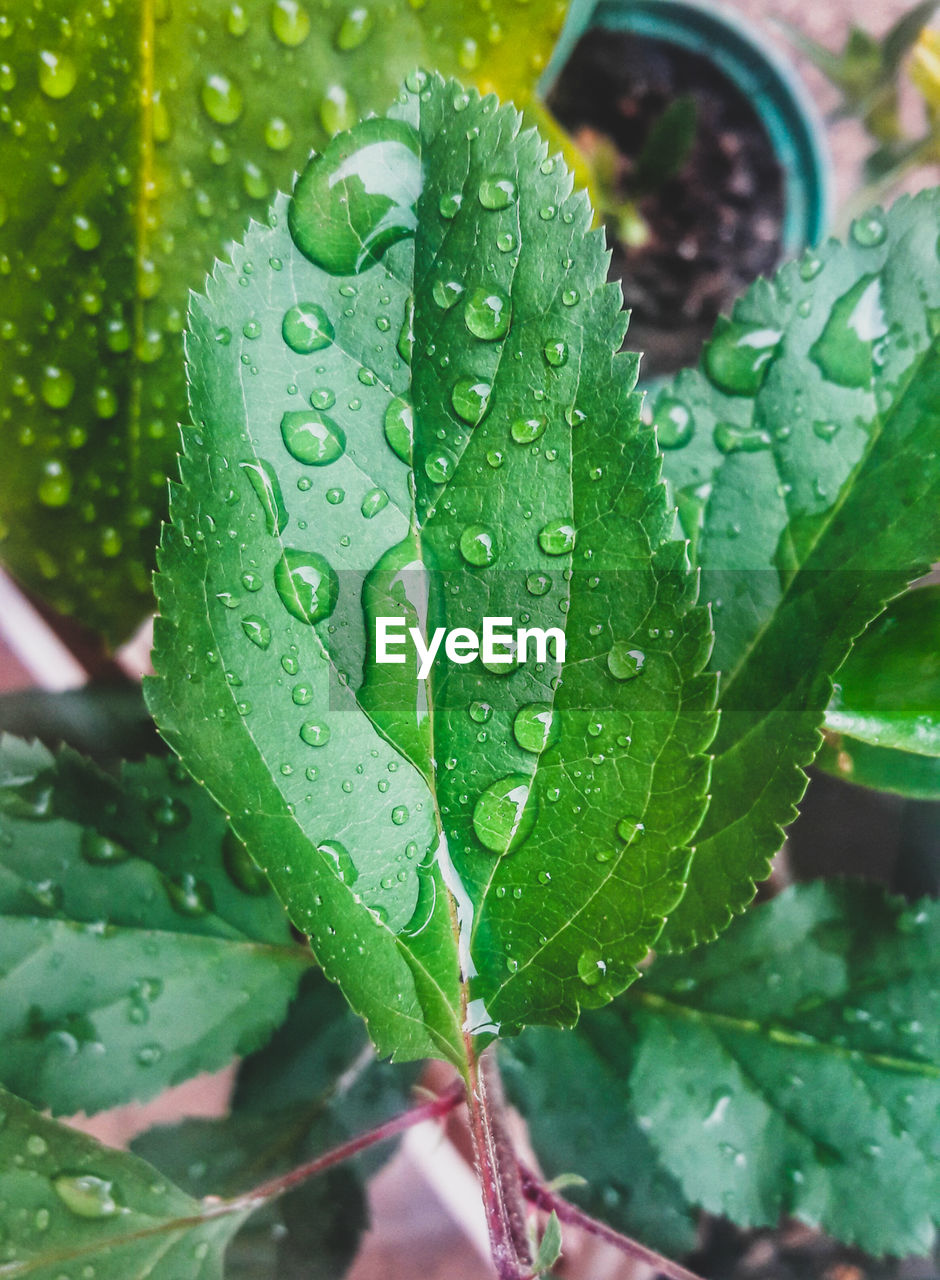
80,831,130,865
222,829,270,895
810,274,887,389
577,948,607,987
402,852,437,937
282,302,334,353
275,549,339,624
538,520,575,555
704,320,782,396
511,415,547,444
300,720,330,747
289,117,422,275
242,615,272,649
241,458,288,534
851,211,887,248
472,775,537,854
280,410,346,465
654,395,695,448
607,643,645,680
451,376,492,425
432,279,464,310
713,421,772,454
319,83,358,135
479,177,517,209
319,839,358,886
398,295,415,363
271,0,310,45
544,339,568,367
335,5,373,49
41,365,75,409
53,1174,118,1219
464,287,511,341
37,460,72,508
424,448,457,484
361,487,389,518
513,703,559,754
200,72,243,125
384,395,413,462
38,50,77,99
459,525,496,566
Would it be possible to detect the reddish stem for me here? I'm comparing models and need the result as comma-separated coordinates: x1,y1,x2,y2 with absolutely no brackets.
230,1079,465,1209
519,1161,706,1280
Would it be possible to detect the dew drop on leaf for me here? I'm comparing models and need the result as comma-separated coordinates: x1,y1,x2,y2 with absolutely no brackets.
280,410,346,465
713,422,772,454
704,320,782,396
577,949,607,986
451,377,492,425
274,549,339,624
361,487,389,519
469,700,492,723
607,644,645,681
459,524,496,566
222,829,270,895
511,415,547,444
52,1174,119,1219
538,519,575,555
513,703,559,754
241,615,271,649
425,448,457,483
38,50,76,99
148,796,191,830
654,395,695,448
384,395,414,462
289,117,422,274
300,721,331,747
240,459,288,535
80,831,131,865
166,873,214,916
282,302,335,353
464,287,511,341
810,274,887,389
439,192,463,219
526,572,552,596
433,279,464,310
271,0,310,45
478,177,516,209
472,775,537,853
200,72,243,125
326,487,345,505
335,5,374,49
851,211,887,247
543,339,568,367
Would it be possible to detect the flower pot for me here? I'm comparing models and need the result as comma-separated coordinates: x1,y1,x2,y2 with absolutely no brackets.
541,0,832,374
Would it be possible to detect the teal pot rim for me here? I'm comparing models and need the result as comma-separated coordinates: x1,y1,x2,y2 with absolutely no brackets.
541,0,832,254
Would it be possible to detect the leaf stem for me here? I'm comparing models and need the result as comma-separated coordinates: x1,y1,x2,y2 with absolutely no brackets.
224,1078,465,1212
518,1161,706,1280
465,1046,533,1280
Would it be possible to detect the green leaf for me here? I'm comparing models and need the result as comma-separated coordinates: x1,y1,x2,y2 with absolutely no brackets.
0,0,572,644
502,1018,697,1256
532,1210,563,1275
826,584,940,756
0,1085,248,1279
634,96,697,193
817,734,940,799
625,882,940,1256
883,0,940,74
653,191,940,950
0,685,158,765
0,734,311,1114
147,78,716,1068
135,969,417,1280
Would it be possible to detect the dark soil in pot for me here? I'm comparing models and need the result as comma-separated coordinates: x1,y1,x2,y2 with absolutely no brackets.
547,28,786,377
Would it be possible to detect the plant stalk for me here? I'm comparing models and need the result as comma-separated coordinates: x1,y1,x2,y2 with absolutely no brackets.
464,1046,533,1280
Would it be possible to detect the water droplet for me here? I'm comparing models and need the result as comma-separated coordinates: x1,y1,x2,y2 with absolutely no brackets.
704,321,782,396
275,549,339,624
80,831,130,865
361,487,389,519
310,388,337,412
292,683,313,704
813,419,841,441
335,5,373,49
326,486,345,504
459,525,496,566
319,82,358,135
319,839,358,885
384,395,413,462
472,775,537,853
810,274,886,388
617,817,644,842
271,0,310,45
469,700,492,723
607,644,645,680
405,68,429,94
433,278,464,310
200,72,243,125
241,458,288,535
464,287,511,341
137,1042,164,1066
479,177,516,209
577,949,607,986
37,460,72,508
27,1133,48,1156
439,192,462,219
451,376,492,425
513,702,559,754
226,2,249,34
300,720,330,747
526,572,551,596
713,421,772,454
222,829,270,895
241,615,272,649
280,410,346,465
425,448,457,484
851,211,887,247
41,365,75,409
391,804,409,825
544,339,568,367
562,288,580,307
289,117,421,274
538,519,575,555
38,50,77,99
53,1174,118,1219
496,231,516,253
654,395,695,449
539,204,557,221
800,251,823,281
282,302,334,354
72,214,101,251
511,415,547,444
166,873,213,916
148,795,190,830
